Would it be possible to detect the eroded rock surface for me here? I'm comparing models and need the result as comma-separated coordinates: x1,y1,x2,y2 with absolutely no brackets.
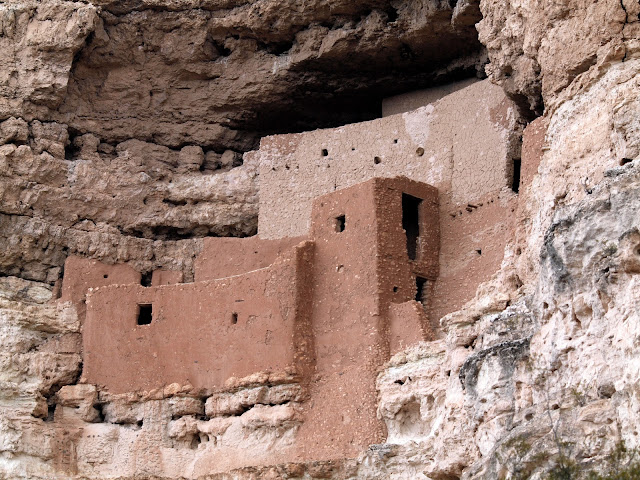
477,0,639,116
1,0,487,284
4,0,485,149
1,0,640,479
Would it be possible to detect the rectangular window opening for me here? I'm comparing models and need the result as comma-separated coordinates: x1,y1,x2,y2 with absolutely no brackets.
334,215,346,232
137,304,153,325
415,277,427,305
402,194,422,260
140,272,153,287
511,158,521,194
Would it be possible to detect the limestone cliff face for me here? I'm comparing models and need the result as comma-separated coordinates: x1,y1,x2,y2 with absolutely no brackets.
477,0,637,116
1,0,639,479
0,0,485,284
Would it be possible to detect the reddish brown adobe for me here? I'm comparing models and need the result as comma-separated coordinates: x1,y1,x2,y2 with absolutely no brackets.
66,176,438,461
58,79,541,466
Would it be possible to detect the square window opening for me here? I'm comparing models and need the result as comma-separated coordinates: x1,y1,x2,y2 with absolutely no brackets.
334,215,346,233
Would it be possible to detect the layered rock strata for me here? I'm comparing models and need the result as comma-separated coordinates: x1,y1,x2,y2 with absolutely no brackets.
1,0,640,479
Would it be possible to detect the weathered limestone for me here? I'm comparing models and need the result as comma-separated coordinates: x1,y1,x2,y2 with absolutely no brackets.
1,0,640,478
477,0,638,116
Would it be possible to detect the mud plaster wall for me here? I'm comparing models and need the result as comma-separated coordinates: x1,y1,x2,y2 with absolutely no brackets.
372,177,440,333
78,177,439,397
429,114,545,323
381,78,480,116
255,79,523,321
432,191,518,322
75,177,439,463
194,236,305,282
60,256,142,306
294,178,439,460
256,79,520,240
82,244,311,393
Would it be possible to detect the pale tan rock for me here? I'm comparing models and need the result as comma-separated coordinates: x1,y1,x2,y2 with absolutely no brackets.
205,387,267,417
168,396,204,418
56,384,97,407
263,384,303,405
220,150,242,169
1,0,640,478
56,384,101,422
0,117,29,144
167,415,198,440
101,398,143,425
177,145,204,173
477,0,635,115
0,2,98,115
29,120,68,158
197,416,234,438
239,404,300,429
73,133,100,161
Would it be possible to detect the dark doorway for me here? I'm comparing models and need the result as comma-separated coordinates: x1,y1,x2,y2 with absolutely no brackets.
511,158,521,193
402,194,422,260
137,304,153,325
415,276,427,305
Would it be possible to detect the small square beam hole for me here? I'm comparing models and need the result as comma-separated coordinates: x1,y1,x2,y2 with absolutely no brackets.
334,215,346,232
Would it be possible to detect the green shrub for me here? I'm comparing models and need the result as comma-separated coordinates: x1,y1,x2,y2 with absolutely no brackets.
544,441,640,480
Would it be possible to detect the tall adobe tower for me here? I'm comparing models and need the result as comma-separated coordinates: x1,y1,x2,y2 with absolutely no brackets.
296,177,438,457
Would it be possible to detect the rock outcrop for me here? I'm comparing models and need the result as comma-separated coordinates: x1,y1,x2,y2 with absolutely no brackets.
1,0,487,283
1,0,639,478
477,0,638,116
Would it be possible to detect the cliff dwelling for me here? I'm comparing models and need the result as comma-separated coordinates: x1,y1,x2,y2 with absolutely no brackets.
3,1,639,478
52,79,530,469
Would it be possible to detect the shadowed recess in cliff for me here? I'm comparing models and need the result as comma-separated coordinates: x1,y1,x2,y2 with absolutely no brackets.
55,2,485,151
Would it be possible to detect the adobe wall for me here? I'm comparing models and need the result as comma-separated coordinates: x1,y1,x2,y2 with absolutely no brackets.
151,269,184,286
381,78,479,116
59,256,143,322
74,176,441,461
374,176,440,294
256,79,519,240
194,235,305,282
294,178,439,459
296,180,386,458
255,79,522,322
82,242,314,393
433,191,518,321
60,256,141,305
388,301,429,355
